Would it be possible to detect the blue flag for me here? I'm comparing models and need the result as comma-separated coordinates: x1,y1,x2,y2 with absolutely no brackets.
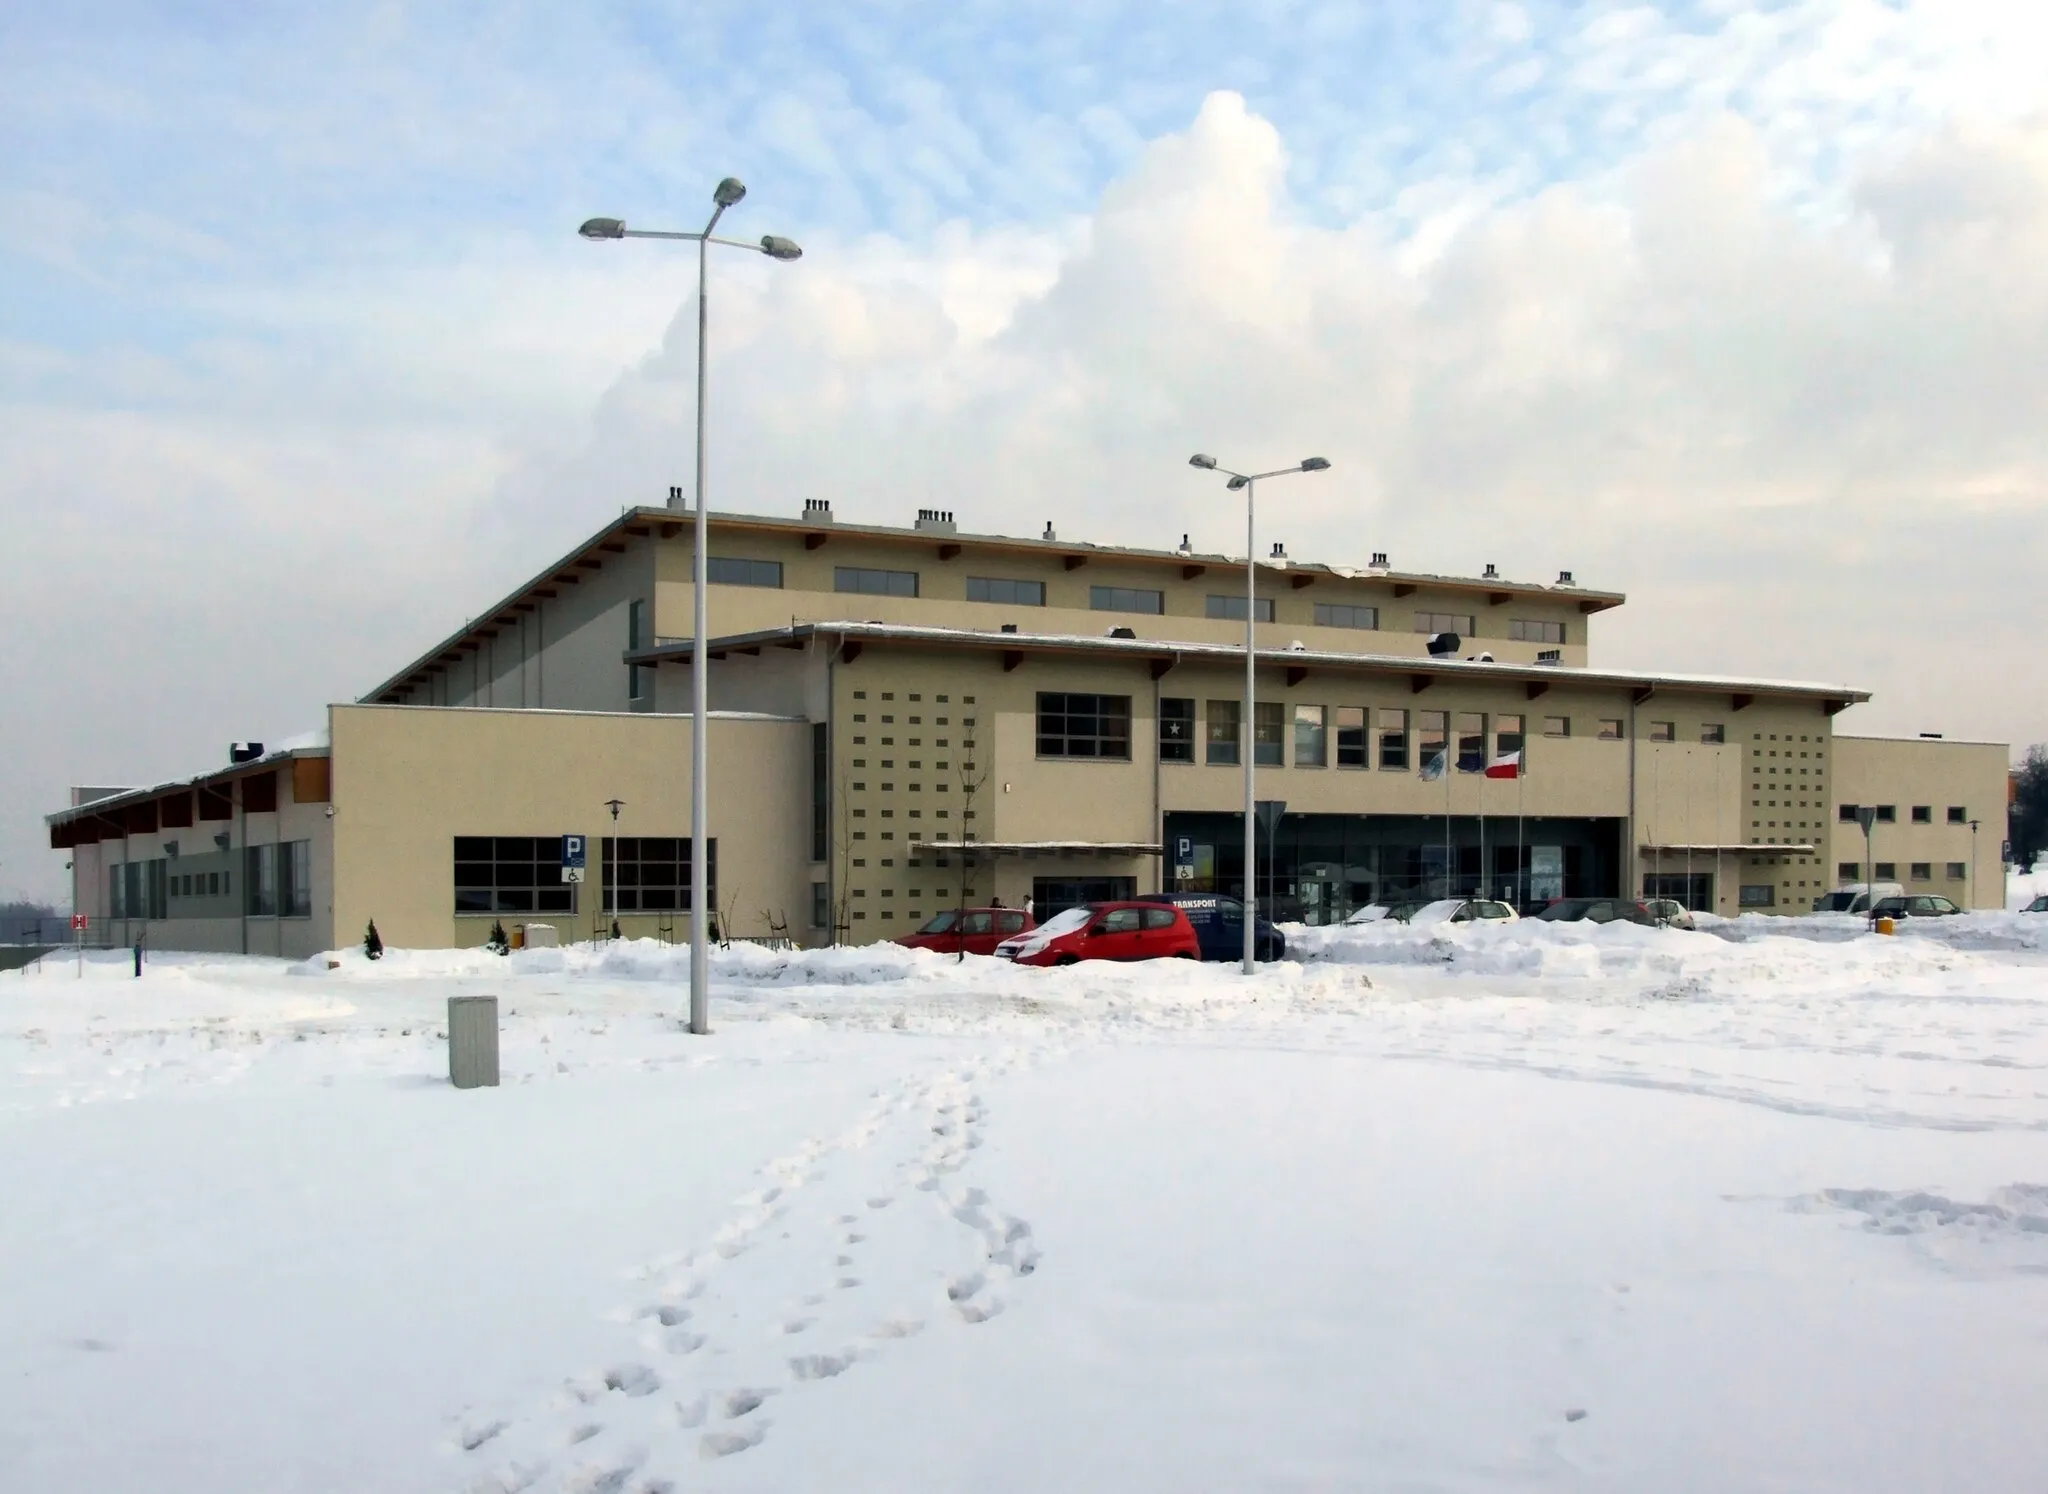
1420,749,1447,781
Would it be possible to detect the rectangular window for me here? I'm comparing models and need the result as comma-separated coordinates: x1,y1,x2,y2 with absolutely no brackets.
1739,884,1776,907
1335,706,1367,768
1035,692,1132,759
707,556,783,588
452,835,576,915
1947,806,1967,824
1874,861,1896,880
601,836,714,912
1508,618,1566,644
281,840,312,917
811,723,829,861
1293,704,1326,766
1875,805,1896,823
245,844,278,917
627,599,647,701
1495,714,1524,758
1911,805,1931,824
1206,700,1241,765
1377,708,1409,771
1839,803,1860,822
811,882,830,928
1253,702,1284,766
1159,698,1196,764
1418,710,1448,772
966,576,1046,605
1542,716,1570,738
1909,862,1932,881
1413,611,1476,636
1455,712,1485,772
1649,721,1675,742
1946,861,1966,880
1597,719,1624,740
835,566,918,597
1839,861,1859,878
1206,594,1275,622
109,862,124,919
1314,602,1377,630
1701,723,1726,743
1091,585,1164,615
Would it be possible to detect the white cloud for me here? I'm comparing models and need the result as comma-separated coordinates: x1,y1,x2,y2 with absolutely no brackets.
6,81,2048,901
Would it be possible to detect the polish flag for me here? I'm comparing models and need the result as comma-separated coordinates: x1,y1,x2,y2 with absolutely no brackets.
1485,750,1523,779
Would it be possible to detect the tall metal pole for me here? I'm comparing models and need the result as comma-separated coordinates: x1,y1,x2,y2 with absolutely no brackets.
689,210,719,1035
1242,477,1257,976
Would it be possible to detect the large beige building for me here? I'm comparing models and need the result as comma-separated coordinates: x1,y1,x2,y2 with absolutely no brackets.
48,501,2010,953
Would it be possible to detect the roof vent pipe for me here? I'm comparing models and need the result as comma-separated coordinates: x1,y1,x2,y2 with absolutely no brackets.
1043,522,1057,541
1369,552,1389,568
1483,563,1499,579
1178,534,1192,554
229,742,265,764
1426,633,1460,658
1107,626,1137,639
803,497,833,524
1557,570,1576,585
1270,541,1287,559
914,507,956,535
1000,623,1019,634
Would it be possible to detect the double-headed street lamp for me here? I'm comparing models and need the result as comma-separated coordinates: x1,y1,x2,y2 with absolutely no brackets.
581,179,802,1036
1187,453,1332,974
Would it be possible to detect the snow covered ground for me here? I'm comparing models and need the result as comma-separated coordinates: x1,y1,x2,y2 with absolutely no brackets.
4,916,2047,1492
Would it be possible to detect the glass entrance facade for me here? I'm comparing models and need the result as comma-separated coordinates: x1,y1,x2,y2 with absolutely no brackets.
1163,812,1624,923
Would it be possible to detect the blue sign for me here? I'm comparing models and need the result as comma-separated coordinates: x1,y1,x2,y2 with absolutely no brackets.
562,834,587,869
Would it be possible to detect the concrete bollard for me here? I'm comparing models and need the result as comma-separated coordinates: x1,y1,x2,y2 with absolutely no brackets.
448,995,500,1089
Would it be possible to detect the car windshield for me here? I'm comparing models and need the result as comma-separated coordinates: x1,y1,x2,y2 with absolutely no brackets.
1814,892,1859,912
2031,896,2048,912
918,911,960,934
1534,900,1590,920
1033,908,1094,938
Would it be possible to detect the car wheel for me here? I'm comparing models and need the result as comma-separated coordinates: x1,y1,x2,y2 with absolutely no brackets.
1173,950,1196,959
1055,954,1080,966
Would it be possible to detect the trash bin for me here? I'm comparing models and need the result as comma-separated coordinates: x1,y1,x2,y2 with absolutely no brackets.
448,995,500,1088
1874,916,1896,936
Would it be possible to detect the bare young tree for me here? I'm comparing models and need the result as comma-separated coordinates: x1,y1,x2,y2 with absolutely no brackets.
947,757,994,962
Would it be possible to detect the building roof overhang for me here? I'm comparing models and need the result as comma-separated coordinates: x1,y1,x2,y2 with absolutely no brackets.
44,738,329,830
632,620,1872,708
361,505,1627,705
1641,843,1817,855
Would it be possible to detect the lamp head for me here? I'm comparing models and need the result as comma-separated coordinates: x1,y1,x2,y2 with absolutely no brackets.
713,177,748,207
1188,454,1218,470
1300,456,1331,471
579,217,626,240
1226,474,1249,490
759,234,803,261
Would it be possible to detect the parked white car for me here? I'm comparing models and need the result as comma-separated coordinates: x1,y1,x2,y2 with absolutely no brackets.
1348,897,1519,928
1811,882,1904,915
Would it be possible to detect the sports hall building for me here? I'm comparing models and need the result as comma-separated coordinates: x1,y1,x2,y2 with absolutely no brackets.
48,500,2010,955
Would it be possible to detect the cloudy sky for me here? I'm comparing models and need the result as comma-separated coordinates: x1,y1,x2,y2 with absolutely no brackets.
5,0,2048,903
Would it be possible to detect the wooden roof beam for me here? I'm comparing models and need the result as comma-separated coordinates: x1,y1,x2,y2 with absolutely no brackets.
805,532,829,550
1410,673,1433,694
1526,680,1550,700
1290,574,1315,590
1002,649,1025,672
1063,555,1088,571
1392,583,1416,598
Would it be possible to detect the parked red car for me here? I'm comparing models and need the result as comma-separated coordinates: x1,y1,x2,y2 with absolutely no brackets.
897,907,1034,957
993,901,1200,966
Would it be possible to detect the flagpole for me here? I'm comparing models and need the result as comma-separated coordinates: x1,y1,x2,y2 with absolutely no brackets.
1518,755,1525,910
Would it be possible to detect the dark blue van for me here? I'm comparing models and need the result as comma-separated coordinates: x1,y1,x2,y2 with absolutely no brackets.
1137,893,1287,962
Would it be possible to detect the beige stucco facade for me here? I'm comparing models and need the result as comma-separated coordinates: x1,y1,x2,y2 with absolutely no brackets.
1830,736,2008,907
328,704,814,950
50,502,2013,950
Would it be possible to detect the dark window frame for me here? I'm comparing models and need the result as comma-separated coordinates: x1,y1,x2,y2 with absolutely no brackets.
1035,692,1133,760
834,566,919,597
600,835,715,913
1314,602,1378,631
965,575,1046,606
707,556,784,588
1205,593,1275,622
1089,585,1164,615
1159,697,1196,764
452,835,578,916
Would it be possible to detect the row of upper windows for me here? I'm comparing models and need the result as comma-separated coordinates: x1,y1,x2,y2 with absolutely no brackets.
1838,804,1972,824
1036,694,1688,767
701,557,1571,640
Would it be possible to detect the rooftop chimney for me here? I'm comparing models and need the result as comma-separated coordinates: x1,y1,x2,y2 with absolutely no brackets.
1369,552,1389,569
1042,522,1057,541
667,485,685,509
1557,570,1576,586
914,508,957,535
803,497,833,524
1270,541,1287,560
1177,534,1192,554
1483,563,1499,579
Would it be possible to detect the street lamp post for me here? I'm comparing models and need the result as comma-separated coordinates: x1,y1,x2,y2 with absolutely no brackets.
1187,453,1332,974
581,181,803,1035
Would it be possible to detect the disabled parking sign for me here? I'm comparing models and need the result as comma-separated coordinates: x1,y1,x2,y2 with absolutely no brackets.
561,834,587,883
